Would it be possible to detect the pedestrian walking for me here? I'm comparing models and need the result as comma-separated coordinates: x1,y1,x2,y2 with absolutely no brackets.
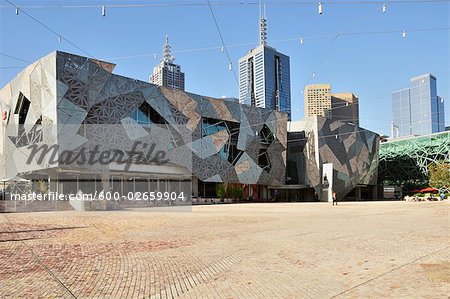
332,191,337,206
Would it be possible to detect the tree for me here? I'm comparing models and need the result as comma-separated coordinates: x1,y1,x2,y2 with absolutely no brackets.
215,183,225,198
428,162,450,193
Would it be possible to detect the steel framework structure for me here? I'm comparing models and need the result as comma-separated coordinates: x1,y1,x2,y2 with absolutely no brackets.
379,131,450,184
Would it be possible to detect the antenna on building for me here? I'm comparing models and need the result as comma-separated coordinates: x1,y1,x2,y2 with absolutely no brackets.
259,2,267,46
162,34,175,63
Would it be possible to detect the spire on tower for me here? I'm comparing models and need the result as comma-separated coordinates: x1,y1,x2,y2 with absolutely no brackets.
259,3,267,46
162,34,175,63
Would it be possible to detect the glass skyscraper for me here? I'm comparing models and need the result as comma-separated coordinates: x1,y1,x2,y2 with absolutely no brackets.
392,73,445,137
238,15,291,120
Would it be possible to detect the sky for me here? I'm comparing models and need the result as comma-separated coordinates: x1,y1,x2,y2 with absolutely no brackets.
0,0,449,136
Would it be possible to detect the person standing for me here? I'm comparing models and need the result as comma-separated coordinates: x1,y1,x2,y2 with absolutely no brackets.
332,191,337,206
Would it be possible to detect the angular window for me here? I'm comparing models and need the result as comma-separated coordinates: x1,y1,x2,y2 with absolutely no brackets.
202,118,227,137
258,149,271,172
259,124,275,145
201,117,241,164
227,144,243,165
14,92,31,124
131,101,167,125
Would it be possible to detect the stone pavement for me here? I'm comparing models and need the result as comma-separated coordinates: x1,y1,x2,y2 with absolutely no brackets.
0,201,448,298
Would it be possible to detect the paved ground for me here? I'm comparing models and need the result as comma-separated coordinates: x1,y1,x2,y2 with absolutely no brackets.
0,201,449,298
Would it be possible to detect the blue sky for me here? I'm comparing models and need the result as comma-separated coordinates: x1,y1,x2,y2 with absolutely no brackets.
1,0,449,136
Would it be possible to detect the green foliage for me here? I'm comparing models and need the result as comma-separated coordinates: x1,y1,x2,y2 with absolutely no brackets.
428,162,450,193
414,193,425,197
224,185,243,199
228,187,237,199
34,179,47,193
234,188,243,199
215,183,226,198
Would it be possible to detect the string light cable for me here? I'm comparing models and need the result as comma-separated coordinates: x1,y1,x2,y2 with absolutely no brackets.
205,0,239,85
3,0,450,10
4,0,95,58
97,26,450,61
0,52,32,63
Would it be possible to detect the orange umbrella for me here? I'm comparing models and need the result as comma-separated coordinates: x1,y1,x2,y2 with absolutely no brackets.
419,187,438,193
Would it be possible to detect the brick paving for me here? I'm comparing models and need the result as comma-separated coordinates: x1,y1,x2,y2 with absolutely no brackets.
0,201,448,298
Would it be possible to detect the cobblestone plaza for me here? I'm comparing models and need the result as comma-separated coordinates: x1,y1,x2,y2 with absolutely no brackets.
1,201,448,298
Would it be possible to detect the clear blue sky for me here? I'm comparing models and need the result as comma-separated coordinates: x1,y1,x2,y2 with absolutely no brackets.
1,0,449,136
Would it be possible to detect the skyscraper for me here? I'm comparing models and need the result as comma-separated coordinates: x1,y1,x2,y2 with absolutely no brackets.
392,73,445,138
304,84,331,118
238,10,291,119
150,35,185,91
304,84,359,126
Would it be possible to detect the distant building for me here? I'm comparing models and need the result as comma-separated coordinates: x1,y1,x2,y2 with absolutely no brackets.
392,73,445,138
238,11,291,119
304,84,331,118
304,84,359,126
331,93,359,126
150,35,185,91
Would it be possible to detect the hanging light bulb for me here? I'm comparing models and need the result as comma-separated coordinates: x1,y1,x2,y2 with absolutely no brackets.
15,6,19,15
318,2,323,15
382,3,386,13
228,63,232,71
221,46,224,53
58,36,62,42
153,53,157,59
312,72,316,78
300,37,304,45
402,30,407,38
101,5,106,17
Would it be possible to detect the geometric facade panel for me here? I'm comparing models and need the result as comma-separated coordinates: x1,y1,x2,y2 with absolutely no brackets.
288,116,379,199
0,51,287,186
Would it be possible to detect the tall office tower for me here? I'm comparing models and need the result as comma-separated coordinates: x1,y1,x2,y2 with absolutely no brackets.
331,93,359,126
238,10,291,119
305,84,359,126
392,73,445,138
304,84,332,118
150,35,185,91
437,96,445,132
